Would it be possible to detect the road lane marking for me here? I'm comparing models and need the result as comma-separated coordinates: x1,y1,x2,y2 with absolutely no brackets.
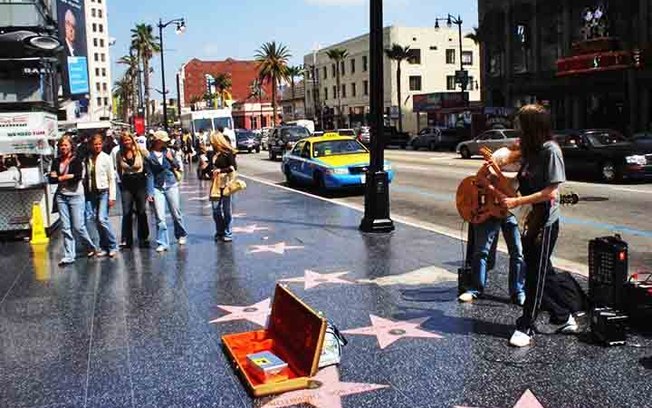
610,187,652,194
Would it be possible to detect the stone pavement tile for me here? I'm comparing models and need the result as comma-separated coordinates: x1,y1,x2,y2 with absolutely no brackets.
85,349,132,404
133,380,247,408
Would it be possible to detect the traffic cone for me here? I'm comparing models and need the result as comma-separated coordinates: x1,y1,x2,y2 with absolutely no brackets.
30,201,49,245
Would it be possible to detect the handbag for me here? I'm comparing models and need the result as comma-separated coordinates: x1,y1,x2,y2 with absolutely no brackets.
210,171,246,199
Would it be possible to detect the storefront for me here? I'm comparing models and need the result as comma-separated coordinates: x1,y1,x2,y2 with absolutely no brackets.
0,112,59,236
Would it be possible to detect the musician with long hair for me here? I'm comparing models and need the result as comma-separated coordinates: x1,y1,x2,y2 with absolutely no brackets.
500,104,576,347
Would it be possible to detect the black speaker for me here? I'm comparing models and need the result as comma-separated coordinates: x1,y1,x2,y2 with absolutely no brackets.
588,235,628,309
591,307,627,346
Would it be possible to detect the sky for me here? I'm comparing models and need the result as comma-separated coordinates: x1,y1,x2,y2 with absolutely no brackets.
107,0,478,100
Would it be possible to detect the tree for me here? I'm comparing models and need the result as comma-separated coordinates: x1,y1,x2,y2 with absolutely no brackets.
213,72,232,108
255,41,291,127
131,24,160,125
384,44,411,133
113,76,133,123
248,78,266,128
465,26,482,45
325,48,348,128
117,53,139,116
466,26,483,95
286,65,304,120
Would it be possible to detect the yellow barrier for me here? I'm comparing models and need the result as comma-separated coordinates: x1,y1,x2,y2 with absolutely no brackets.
30,201,49,245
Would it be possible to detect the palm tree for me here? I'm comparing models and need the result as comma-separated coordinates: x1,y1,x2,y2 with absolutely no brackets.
255,41,291,127
466,26,483,94
248,78,266,128
286,65,303,120
213,72,232,108
113,76,134,123
325,48,348,128
131,24,160,125
117,53,139,115
385,44,411,133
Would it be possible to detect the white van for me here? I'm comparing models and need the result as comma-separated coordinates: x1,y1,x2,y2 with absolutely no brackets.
180,109,236,146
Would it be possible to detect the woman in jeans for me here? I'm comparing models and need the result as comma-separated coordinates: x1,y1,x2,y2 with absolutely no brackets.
116,132,149,248
145,131,188,252
49,135,97,265
202,131,237,242
85,134,119,257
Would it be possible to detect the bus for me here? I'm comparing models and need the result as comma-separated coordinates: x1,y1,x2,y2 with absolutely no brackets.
180,109,236,146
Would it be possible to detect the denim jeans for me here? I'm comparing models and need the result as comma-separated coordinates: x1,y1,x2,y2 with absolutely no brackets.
120,176,149,246
152,185,188,248
57,194,96,261
469,214,525,298
85,190,118,252
211,195,233,238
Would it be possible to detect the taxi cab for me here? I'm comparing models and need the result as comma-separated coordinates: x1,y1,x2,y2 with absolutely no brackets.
281,133,394,190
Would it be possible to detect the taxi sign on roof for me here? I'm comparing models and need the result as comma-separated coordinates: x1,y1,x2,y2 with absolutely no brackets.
322,132,341,138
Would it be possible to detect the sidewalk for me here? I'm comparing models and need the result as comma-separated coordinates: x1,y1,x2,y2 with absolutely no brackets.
0,175,649,408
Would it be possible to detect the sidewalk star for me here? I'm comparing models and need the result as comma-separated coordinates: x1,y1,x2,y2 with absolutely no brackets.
342,314,442,349
233,224,270,234
249,242,304,255
454,389,544,408
280,270,354,290
259,366,388,408
209,298,270,327
233,212,247,218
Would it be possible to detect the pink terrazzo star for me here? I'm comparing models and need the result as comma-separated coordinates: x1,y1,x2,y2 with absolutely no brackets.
259,365,388,408
232,224,270,234
454,389,544,408
249,242,304,255
342,314,442,349
280,270,354,290
209,298,270,327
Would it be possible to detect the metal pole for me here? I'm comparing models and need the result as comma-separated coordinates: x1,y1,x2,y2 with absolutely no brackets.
159,19,169,132
457,16,468,107
360,0,394,233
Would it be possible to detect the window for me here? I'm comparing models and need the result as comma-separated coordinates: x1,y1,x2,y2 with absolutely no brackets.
97,97,102,106
462,51,473,66
101,53,105,62
324,87,328,100
340,61,345,76
350,59,356,74
91,8,96,17
100,39,104,47
332,64,336,77
307,90,311,101
93,38,98,46
98,9,103,18
407,49,421,64
362,56,368,71
104,97,109,106
429,46,438,50
351,83,356,97
96,83,101,91
446,49,456,64
333,85,337,99
363,80,369,96
341,84,346,98
95,68,100,76
446,75,456,90
102,83,107,91
409,76,422,91
99,24,104,33
101,68,106,77
94,53,98,61
323,67,327,79
92,23,97,32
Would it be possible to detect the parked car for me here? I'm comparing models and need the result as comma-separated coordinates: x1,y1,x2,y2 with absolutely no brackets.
631,132,652,153
268,126,312,161
235,129,261,153
555,129,652,182
456,129,520,159
411,127,461,151
282,134,394,191
356,126,371,145
383,126,410,149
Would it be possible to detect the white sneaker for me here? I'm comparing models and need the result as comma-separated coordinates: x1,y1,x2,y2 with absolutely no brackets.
558,314,579,334
155,245,168,253
509,330,532,347
458,292,476,303
178,237,187,245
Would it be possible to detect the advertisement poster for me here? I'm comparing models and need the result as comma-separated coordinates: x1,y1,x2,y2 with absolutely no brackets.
0,112,57,154
57,0,89,98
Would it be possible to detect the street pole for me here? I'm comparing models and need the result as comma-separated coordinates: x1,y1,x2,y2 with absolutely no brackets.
360,0,394,233
457,16,468,108
158,19,169,132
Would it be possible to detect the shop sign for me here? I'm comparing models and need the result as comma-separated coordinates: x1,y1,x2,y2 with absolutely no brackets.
0,112,57,154
412,92,469,112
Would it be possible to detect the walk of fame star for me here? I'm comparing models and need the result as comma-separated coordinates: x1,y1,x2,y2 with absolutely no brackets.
280,270,354,290
259,366,388,408
249,242,304,255
342,314,442,349
233,212,247,218
455,389,544,408
232,224,270,234
209,298,270,327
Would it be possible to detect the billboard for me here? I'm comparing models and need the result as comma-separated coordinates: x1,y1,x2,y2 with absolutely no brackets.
412,92,469,113
57,0,89,98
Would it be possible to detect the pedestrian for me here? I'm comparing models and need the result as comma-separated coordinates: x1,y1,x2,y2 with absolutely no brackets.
49,134,98,265
458,145,526,306
135,132,148,150
203,131,238,242
116,132,150,249
145,130,188,252
498,104,574,347
182,129,194,165
85,134,119,257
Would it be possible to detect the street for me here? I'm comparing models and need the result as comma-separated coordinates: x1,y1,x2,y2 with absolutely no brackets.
234,149,652,273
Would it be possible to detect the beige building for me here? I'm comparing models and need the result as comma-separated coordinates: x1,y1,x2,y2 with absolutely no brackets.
303,26,480,133
85,0,113,121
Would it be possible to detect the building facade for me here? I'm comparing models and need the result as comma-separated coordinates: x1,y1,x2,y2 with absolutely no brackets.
479,0,651,134
303,26,481,133
280,80,306,121
85,0,112,121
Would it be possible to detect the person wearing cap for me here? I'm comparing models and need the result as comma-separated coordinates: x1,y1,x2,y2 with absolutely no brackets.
145,130,188,252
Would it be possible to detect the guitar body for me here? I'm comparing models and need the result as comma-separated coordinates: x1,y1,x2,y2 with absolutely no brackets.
456,176,511,224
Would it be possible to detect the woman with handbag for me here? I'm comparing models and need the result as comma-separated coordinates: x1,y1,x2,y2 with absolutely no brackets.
116,132,150,249
145,130,189,252
203,131,238,242
49,134,98,265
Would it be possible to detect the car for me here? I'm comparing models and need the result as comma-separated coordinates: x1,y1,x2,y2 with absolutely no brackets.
356,126,371,145
268,125,312,161
631,132,652,153
281,133,394,191
555,129,652,182
456,129,520,159
383,126,410,149
235,129,261,153
411,127,462,151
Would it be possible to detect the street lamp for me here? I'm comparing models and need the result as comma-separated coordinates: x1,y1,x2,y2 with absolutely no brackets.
158,17,186,132
359,0,394,233
435,14,469,107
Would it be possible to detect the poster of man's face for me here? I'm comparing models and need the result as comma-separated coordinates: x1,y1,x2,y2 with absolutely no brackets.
57,0,89,98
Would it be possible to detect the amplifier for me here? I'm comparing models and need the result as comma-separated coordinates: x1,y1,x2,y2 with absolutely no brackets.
588,235,628,308
591,307,627,346
623,273,652,327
